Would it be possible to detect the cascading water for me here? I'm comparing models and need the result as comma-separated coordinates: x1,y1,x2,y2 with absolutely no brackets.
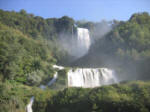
26,96,34,112
77,28,91,52
52,65,118,88
67,68,117,88
26,72,58,112
25,26,116,111
65,28,118,87
26,27,117,111
72,28,91,58
59,27,91,58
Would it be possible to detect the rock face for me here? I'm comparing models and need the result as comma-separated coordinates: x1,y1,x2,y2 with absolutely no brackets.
67,68,118,88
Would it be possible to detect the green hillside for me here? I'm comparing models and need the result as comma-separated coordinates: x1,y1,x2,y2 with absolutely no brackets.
0,10,150,112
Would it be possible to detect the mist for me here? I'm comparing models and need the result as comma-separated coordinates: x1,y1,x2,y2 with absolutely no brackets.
58,27,91,59
66,20,143,83
57,20,113,60
91,20,112,41
57,20,141,83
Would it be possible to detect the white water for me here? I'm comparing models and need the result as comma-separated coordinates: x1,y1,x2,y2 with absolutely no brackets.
59,27,91,58
47,73,58,86
77,28,91,50
67,68,117,88
75,28,91,57
53,65,64,70
52,65,118,88
26,96,34,112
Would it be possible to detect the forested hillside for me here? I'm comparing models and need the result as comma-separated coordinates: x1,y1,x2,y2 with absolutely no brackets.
0,9,76,84
0,9,150,112
0,9,75,65
0,10,75,111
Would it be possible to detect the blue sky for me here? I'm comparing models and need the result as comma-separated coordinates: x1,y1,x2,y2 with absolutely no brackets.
0,0,150,21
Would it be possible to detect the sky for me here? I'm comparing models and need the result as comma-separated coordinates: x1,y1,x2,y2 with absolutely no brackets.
0,0,150,22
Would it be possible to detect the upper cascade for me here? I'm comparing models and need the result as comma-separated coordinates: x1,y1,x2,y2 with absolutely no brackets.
76,28,91,57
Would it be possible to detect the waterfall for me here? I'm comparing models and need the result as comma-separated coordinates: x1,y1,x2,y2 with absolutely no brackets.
26,65,118,112
76,28,91,57
77,28,91,51
52,65,118,88
53,65,64,70
26,72,58,112
47,73,58,86
59,27,91,58
26,96,34,112
53,65,118,88
67,68,117,88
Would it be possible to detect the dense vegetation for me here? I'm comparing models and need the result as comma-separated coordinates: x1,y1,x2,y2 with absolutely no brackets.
33,81,150,112
49,68,69,90
0,9,74,111
0,9,150,112
0,9,77,83
0,9,75,65
0,80,55,112
0,22,56,84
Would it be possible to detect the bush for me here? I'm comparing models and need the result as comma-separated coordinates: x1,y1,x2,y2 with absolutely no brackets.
26,70,44,86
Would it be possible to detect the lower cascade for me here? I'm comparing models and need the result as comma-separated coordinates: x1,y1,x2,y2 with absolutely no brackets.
67,68,117,88
26,65,118,112
53,65,118,88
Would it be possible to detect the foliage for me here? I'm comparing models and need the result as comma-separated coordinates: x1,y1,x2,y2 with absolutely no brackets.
32,81,150,112
0,81,33,112
0,9,77,84
0,9,74,65
0,22,56,84
0,80,55,112
26,70,44,86
50,69,68,90
1,9,150,112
